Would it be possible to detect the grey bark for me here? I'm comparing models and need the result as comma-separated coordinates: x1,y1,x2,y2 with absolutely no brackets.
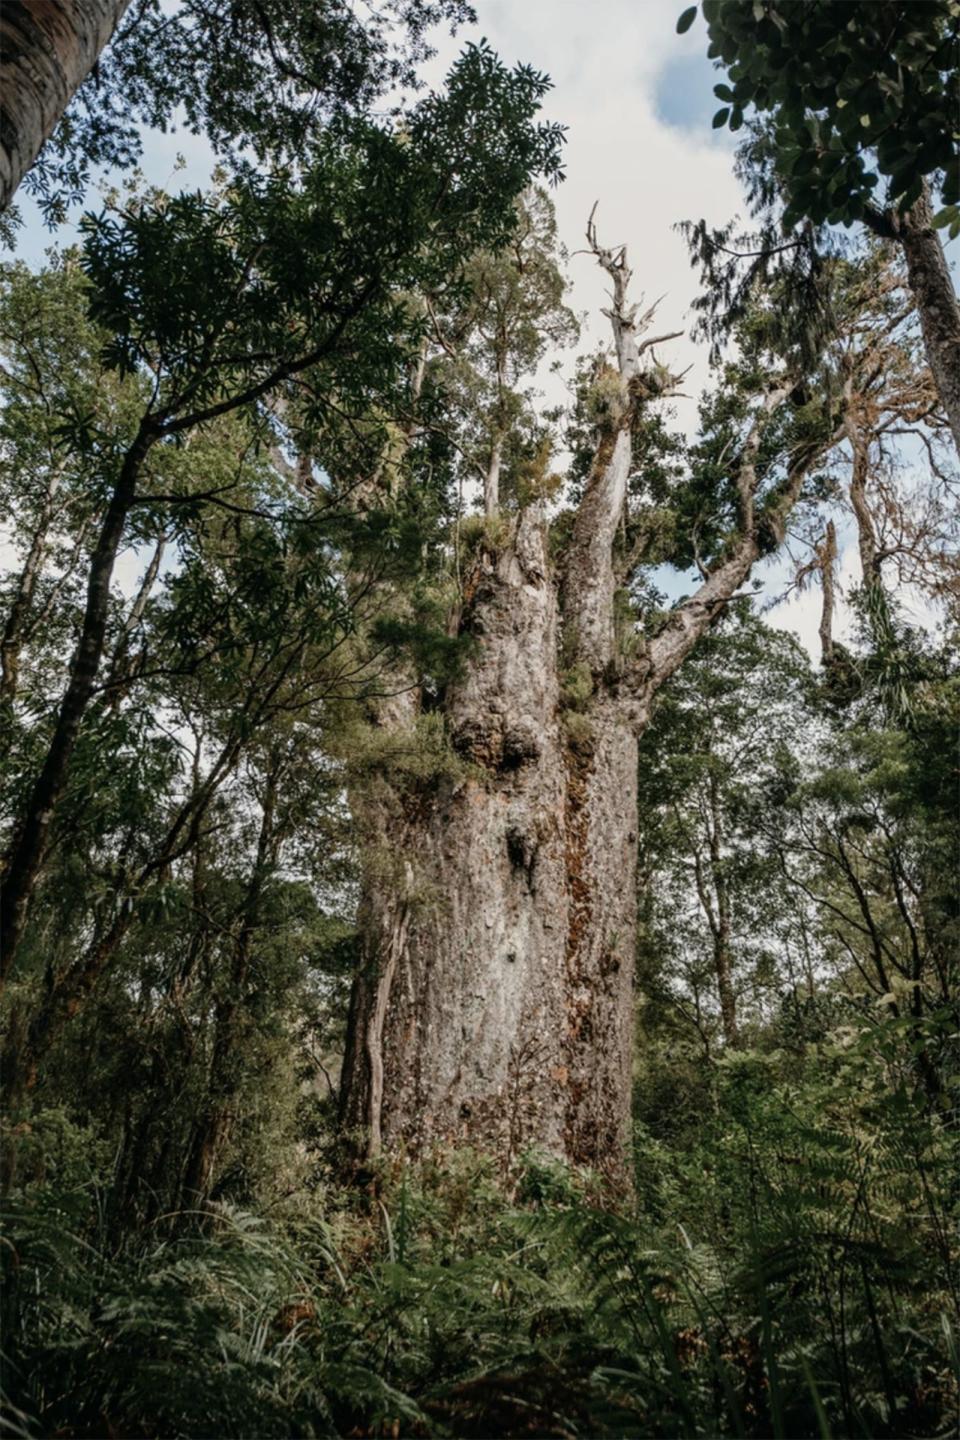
563,217,682,675
896,192,960,460
0,0,132,211
483,434,503,519
705,771,738,1048
340,508,639,1176
845,410,881,586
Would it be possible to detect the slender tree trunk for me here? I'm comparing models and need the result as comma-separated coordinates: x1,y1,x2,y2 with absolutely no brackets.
0,0,132,211
0,423,152,980
484,434,503,519
818,519,837,667
181,1112,229,1208
846,419,879,585
0,463,65,703
182,764,280,1204
6,724,246,1092
103,531,166,703
894,191,960,458
692,839,737,1050
707,773,738,1048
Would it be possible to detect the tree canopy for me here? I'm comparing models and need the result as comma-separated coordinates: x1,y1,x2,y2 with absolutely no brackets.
683,0,958,227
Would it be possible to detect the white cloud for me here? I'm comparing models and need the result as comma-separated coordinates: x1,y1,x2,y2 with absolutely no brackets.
428,0,743,427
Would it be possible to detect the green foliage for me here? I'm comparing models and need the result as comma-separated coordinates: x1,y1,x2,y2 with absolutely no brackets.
78,47,564,436
19,0,479,228
428,187,577,515
0,18,567,1009
3,1053,955,1438
637,606,816,1051
686,1,958,222
2,11,956,1437
676,1,960,383
560,660,594,711
456,512,514,558
4,579,955,1440
336,712,472,793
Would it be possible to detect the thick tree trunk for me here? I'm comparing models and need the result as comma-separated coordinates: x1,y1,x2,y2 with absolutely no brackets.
0,0,132,211
0,422,152,979
339,427,818,1175
340,509,639,1177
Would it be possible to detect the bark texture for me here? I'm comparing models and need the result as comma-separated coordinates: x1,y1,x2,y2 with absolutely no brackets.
340,509,639,1173
818,520,837,666
0,0,132,211
891,191,960,458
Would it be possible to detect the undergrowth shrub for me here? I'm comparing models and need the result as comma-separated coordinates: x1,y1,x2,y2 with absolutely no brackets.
2,1015,956,1438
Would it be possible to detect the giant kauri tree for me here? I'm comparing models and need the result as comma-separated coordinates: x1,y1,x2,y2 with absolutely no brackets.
338,211,850,1175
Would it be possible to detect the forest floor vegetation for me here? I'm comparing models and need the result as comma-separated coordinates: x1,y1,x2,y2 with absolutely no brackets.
3,1006,956,1439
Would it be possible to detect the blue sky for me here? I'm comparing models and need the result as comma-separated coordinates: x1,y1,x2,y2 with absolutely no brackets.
654,50,725,131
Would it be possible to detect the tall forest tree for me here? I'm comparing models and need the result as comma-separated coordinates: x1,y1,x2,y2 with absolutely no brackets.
337,211,859,1175
1,7,957,1433
636,607,814,1054
0,46,563,992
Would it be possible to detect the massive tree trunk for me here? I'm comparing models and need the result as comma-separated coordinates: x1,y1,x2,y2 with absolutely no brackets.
340,228,824,1178
0,0,132,211
340,506,639,1175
